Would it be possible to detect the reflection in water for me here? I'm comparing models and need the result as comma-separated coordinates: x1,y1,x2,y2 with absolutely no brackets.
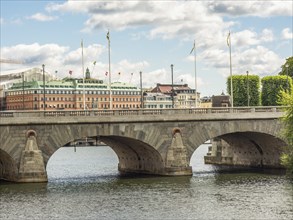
0,146,292,220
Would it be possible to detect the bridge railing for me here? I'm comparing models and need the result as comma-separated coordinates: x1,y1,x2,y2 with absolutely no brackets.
0,106,287,118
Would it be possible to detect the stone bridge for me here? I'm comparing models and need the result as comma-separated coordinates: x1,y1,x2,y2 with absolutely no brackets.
0,107,288,182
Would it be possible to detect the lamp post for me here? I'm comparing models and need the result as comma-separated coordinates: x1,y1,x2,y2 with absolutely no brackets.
246,71,249,107
140,71,143,109
42,64,45,111
285,64,289,91
171,64,174,108
22,72,25,110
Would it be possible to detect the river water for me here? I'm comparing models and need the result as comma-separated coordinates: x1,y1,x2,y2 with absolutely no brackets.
0,145,292,220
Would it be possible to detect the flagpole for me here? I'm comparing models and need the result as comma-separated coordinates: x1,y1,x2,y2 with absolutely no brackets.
193,40,197,108
81,39,86,110
228,31,233,107
107,30,112,110
190,40,197,108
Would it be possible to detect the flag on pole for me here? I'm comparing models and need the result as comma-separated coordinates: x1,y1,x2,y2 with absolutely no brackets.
189,41,195,54
69,70,72,75
227,31,231,47
93,61,96,65
106,31,110,42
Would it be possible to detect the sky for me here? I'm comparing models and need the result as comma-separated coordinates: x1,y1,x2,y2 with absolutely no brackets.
0,0,292,97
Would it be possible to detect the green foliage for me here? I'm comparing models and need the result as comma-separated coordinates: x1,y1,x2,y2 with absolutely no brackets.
227,75,260,106
279,90,293,175
261,76,292,106
279,56,293,79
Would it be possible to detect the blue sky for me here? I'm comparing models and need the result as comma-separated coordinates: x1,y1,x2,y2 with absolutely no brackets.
1,0,292,96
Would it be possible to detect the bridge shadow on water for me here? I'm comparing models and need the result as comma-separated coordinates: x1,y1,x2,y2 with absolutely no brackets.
0,144,287,186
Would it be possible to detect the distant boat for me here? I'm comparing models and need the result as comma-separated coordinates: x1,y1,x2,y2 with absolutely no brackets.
65,138,106,147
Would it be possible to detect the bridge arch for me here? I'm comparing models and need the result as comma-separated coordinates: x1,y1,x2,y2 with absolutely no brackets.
183,119,287,169
42,124,167,177
0,149,18,182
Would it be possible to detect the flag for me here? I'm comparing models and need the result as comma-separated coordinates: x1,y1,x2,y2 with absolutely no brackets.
189,41,195,54
227,31,231,47
106,31,110,41
118,72,121,75
93,61,96,65
69,70,72,75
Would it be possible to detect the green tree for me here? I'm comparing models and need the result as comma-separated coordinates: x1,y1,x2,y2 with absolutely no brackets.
227,75,260,106
261,76,292,106
279,90,293,175
279,56,293,79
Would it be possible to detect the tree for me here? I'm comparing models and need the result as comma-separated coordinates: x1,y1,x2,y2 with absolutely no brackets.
279,90,293,175
227,75,260,106
279,56,293,79
261,76,292,106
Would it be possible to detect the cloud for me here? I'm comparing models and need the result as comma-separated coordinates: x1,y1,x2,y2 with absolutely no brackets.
48,1,229,42
207,1,292,17
199,45,283,77
0,43,153,88
281,28,293,40
27,13,57,22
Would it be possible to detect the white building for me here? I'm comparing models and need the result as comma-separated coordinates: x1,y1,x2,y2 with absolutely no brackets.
143,92,173,109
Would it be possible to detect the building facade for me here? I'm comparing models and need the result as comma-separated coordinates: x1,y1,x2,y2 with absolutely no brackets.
150,83,200,108
143,92,173,109
200,96,212,108
5,77,142,111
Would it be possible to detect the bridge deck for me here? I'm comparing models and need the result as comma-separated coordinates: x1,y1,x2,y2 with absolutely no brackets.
0,107,286,125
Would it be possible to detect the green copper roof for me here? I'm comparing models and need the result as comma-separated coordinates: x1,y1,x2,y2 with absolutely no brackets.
8,78,139,91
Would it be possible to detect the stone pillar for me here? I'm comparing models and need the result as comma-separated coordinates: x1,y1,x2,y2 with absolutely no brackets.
18,130,48,182
164,128,192,176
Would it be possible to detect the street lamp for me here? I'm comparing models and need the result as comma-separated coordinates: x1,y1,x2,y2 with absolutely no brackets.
171,64,174,108
140,71,143,109
42,64,45,111
285,64,289,91
246,71,249,107
22,72,25,110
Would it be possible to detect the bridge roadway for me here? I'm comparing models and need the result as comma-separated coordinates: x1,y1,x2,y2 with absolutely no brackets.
0,106,288,182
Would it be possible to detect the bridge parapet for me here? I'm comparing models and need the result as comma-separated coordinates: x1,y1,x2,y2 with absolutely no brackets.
0,106,287,119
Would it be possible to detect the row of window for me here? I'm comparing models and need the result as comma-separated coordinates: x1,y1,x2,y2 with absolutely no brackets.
9,96,141,102
7,90,141,96
144,105,173,109
6,103,141,110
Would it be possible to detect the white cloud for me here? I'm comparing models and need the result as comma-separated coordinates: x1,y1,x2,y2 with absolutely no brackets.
281,28,293,40
0,43,153,88
207,1,292,17
27,13,57,22
48,1,229,43
260,29,274,42
199,45,283,77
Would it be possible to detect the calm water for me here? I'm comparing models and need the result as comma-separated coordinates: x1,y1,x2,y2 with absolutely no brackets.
0,145,292,220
